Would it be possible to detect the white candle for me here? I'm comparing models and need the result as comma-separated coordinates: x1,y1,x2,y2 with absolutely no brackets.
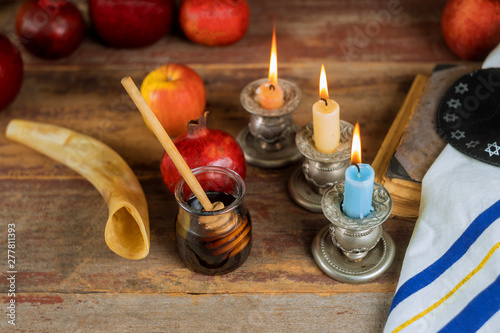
256,23,284,110
313,64,340,153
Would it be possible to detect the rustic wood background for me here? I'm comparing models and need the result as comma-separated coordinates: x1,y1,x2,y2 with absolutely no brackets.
0,0,472,332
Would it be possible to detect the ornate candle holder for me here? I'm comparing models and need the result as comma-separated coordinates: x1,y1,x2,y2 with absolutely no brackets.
288,121,354,213
312,181,396,283
236,78,302,168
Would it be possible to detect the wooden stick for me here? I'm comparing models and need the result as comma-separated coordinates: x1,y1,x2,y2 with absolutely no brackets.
121,76,215,211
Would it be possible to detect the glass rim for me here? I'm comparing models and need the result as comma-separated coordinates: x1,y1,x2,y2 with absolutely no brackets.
174,166,246,215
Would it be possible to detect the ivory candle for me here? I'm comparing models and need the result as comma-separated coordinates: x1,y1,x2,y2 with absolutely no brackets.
312,64,340,153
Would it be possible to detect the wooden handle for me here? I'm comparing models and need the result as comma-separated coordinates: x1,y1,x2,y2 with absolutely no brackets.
121,76,214,211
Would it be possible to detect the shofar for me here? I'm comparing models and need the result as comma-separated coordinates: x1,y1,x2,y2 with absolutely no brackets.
6,119,150,260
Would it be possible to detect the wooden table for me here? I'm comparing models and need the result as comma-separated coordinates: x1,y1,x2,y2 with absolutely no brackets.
0,0,462,331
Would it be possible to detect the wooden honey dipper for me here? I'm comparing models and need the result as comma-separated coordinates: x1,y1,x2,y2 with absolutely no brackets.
204,216,251,258
121,76,219,213
122,76,248,258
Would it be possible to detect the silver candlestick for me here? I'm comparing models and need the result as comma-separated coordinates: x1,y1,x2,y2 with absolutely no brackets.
236,78,302,168
288,121,353,213
312,181,396,283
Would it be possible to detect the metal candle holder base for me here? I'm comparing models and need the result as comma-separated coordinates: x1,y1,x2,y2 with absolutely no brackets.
236,78,302,168
312,181,396,284
288,121,354,213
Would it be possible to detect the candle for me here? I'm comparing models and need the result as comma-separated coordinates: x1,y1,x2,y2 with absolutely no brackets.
342,123,375,219
256,24,284,110
312,64,340,153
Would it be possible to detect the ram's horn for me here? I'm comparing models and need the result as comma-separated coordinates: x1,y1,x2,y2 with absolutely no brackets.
6,120,150,259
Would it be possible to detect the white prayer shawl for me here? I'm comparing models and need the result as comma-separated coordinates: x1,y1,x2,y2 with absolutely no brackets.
384,45,500,333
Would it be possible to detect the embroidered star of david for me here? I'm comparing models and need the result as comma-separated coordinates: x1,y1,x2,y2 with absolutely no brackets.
446,98,461,109
451,130,465,140
443,113,459,122
454,82,468,94
485,142,500,157
466,140,480,149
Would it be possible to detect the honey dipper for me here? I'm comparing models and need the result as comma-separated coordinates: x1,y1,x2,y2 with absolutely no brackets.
121,76,219,212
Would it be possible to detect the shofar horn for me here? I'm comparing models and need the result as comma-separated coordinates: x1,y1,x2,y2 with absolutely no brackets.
6,119,150,260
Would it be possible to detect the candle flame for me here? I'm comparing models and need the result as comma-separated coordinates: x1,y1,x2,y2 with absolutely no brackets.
268,24,278,85
319,64,329,100
351,122,362,164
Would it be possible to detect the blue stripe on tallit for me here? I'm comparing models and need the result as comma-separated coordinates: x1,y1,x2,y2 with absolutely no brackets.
438,274,500,333
389,200,500,312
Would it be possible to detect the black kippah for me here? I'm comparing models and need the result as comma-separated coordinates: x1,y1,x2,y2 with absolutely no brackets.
437,68,500,167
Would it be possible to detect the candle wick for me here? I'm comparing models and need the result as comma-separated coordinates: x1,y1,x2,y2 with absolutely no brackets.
269,84,276,91
321,98,328,106
353,162,360,173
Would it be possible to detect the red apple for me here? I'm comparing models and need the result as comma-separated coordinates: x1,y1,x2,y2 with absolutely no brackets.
179,0,250,46
16,0,85,59
140,63,206,137
89,0,175,48
0,35,23,111
441,0,500,60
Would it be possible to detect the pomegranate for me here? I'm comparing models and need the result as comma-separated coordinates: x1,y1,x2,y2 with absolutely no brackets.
441,0,500,60
16,0,85,60
161,112,246,194
89,0,176,49
0,34,23,111
179,0,250,46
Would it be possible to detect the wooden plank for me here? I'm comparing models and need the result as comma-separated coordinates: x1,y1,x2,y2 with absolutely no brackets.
1,0,455,67
0,62,423,297
0,292,393,332
0,177,415,294
0,63,434,180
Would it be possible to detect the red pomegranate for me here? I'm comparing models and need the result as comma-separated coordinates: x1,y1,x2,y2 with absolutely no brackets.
16,0,85,59
161,112,246,193
441,0,500,60
0,34,23,111
179,0,250,46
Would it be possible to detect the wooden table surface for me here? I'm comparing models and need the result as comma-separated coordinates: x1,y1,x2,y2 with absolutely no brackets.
0,0,465,332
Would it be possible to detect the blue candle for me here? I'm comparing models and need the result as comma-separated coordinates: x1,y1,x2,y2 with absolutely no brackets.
342,163,375,219
342,122,374,219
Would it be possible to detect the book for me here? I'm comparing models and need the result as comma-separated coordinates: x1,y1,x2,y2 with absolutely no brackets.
372,65,478,220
